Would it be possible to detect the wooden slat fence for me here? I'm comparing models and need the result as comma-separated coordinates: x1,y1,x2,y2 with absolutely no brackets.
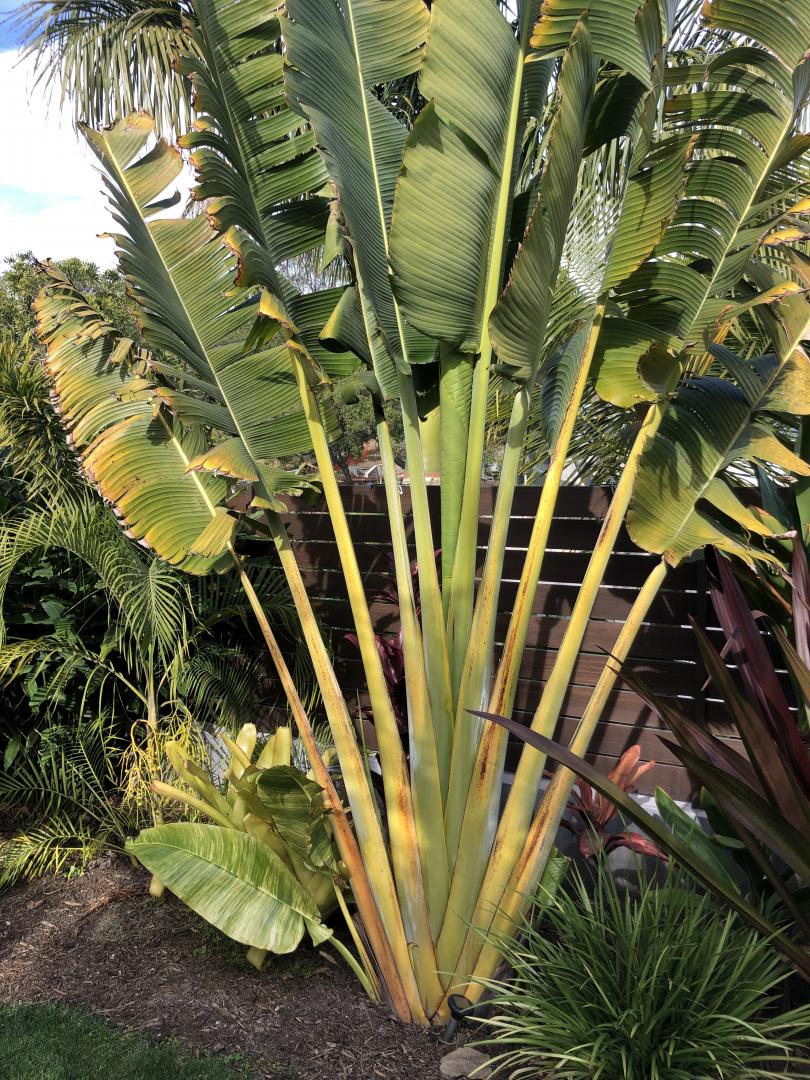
255,485,755,800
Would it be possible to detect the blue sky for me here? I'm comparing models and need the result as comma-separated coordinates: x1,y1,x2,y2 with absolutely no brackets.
0,4,20,50
0,2,191,269
0,39,120,268
0,0,118,269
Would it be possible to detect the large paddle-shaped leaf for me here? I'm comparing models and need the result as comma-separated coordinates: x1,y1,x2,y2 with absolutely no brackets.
179,0,332,312
127,823,331,952
586,16,810,451
35,263,231,574
605,34,810,363
179,0,364,396
284,0,430,389
183,0,327,242
530,0,665,87
628,346,810,565
255,765,337,873
82,114,340,504
703,0,810,71
390,0,522,351
486,20,596,377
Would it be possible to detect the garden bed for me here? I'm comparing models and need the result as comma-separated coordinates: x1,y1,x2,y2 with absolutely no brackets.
0,856,459,1079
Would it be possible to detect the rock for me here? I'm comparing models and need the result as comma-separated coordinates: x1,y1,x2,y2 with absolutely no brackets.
439,1046,493,1078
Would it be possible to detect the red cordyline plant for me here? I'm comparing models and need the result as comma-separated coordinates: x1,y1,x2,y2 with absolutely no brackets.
563,746,663,859
488,546,810,979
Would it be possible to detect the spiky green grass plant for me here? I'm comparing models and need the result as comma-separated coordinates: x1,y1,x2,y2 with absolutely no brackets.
477,864,810,1079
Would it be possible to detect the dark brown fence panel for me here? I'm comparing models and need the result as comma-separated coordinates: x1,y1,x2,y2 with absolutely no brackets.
261,485,755,801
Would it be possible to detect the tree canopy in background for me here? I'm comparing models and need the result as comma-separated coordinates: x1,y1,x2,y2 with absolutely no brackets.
0,252,138,345
0,250,138,343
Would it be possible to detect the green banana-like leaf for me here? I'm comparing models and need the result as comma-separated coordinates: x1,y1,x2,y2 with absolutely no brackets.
591,324,682,408
179,0,334,315
511,127,690,428
530,185,618,451
600,135,694,294
539,326,593,449
83,114,335,499
492,19,684,396
570,133,694,408
293,288,364,377
37,112,345,571
390,0,524,351
127,823,331,952
35,264,230,574
587,32,809,453
627,347,810,566
487,19,596,378
702,0,810,71
180,0,365,371
256,765,338,873
742,255,810,367
530,0,665,87
283,0,429,389
610,34,810,358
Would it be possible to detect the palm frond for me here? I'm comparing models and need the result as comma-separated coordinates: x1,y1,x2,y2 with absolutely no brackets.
176,643,264,730
0,817,109,888
0,633,140,722
194,561,322,714
0,497,190,671
0,331,83,498
17,0,197,134
0,716,137,888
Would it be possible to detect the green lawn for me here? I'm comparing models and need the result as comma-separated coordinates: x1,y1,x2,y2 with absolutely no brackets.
0,1003,255,1080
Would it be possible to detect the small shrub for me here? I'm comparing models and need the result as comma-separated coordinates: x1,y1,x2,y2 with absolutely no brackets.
477,863,810,1079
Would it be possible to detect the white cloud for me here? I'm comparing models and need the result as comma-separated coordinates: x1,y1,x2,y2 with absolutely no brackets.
0,48,193,269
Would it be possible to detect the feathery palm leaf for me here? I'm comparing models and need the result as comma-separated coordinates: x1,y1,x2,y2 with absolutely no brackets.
0,331,83,497
18,0,197,134
0,716,138,888
177,643,265,729
0,496,190,669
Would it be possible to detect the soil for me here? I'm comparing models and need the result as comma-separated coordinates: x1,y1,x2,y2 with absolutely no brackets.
0,855,468,1080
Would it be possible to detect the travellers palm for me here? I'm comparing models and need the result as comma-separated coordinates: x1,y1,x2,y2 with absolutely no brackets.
33,0,810,1024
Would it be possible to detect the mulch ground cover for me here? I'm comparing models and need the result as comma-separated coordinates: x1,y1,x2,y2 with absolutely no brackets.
0,855,467,1080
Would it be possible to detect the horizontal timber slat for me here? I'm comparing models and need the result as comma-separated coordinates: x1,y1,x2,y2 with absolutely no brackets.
280,510,633,551
272,485,764,800
281,484,618,517
325,606,721,661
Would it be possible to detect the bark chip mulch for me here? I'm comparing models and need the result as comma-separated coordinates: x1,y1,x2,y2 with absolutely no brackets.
0,856,466,1079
